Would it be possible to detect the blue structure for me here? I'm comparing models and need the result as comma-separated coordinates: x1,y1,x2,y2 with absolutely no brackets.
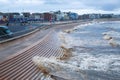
68,12,79,20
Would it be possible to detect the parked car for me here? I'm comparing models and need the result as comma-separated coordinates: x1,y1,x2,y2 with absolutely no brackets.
0,26,13,38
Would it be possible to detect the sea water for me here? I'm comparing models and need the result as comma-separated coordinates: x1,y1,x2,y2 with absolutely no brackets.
59,21,120,80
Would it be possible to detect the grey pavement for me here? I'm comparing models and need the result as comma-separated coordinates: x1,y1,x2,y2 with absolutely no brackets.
0,22,80,62
0,28,51,61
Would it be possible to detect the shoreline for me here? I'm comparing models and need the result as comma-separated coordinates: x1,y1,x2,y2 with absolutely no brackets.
0,20,119,61
0,19,120,61
0,22,81,62
0,19,120,80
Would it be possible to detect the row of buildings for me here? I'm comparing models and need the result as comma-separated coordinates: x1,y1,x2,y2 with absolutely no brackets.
79,14,120,19
0,11,120,24
0,11,79,23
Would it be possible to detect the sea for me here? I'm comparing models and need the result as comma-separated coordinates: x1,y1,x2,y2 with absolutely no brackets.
58,21,120,80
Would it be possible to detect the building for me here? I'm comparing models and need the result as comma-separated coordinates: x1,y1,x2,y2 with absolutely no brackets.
32,13,44,21
3,13,21,22
0,12,4,24
54,11,63,21
100,14,114,18
68,12,79,20
22,12,31,18
78,14,89,19
63,12,69,20
0,12,9,23
89,14,101,19
0,12,3,20
78,14,101,20
112,14,120,18
43,12,55,21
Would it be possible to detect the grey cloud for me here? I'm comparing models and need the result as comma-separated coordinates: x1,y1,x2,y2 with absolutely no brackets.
100,4,119,11
43,0,120,11
79,0,120,11
44,0,63,5
0,0,120,12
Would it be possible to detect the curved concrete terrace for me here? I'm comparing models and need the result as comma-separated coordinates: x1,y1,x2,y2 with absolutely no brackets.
1,19,119,80
0,30,63,80
0,22,82,80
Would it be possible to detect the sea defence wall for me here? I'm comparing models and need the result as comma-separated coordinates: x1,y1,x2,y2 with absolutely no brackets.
0,30,64,80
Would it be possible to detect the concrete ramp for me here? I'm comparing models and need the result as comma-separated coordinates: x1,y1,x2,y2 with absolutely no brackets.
0,30,63,80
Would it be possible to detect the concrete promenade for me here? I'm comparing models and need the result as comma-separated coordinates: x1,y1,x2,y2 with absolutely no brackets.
0,21,81,62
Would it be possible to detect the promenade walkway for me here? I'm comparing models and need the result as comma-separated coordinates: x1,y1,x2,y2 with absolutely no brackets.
0,22,81,80
0,30,64,80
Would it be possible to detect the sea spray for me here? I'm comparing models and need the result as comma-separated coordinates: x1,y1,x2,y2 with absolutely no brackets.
32,21,120,80
102,31,120,47
32,56,87,80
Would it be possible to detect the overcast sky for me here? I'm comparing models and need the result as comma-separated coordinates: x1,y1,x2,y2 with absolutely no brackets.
0,0,120,14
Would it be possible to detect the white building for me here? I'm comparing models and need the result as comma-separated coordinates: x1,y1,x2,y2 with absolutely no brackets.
113,14,120,18
55,11,69,21
89,14,101,19
0,15,3,20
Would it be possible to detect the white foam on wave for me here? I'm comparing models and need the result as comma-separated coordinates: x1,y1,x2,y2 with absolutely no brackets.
102,29,120,47
68,53,120,71
73,22,94,30
60,31,107,47
103,31,120,38
58,24,120,72
32,22,120,80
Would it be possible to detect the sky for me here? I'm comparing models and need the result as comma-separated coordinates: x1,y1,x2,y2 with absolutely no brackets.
0,0,120,14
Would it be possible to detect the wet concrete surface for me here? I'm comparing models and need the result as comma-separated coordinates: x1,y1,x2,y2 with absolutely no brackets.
0,20,120,80
0,22,80,62
0,28,51,61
